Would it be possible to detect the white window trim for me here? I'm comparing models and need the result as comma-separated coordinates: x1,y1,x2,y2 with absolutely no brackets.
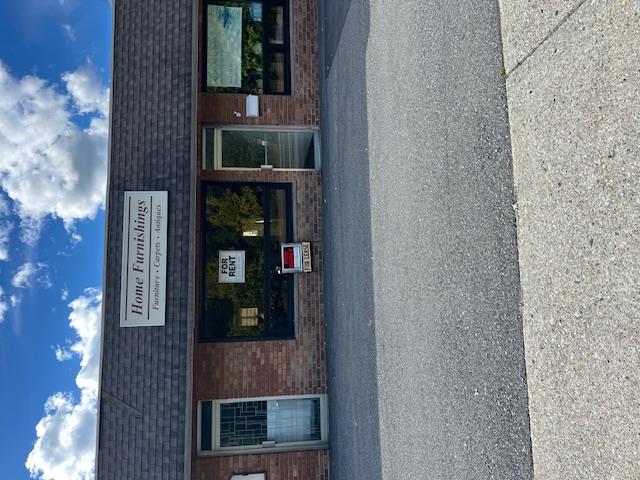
202,125,321,171
197,394,329,456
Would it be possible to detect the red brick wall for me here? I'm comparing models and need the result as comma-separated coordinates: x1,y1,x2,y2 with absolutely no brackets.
191,172,328,480
193,451,329,480
192,0,326,475
193,170,325,401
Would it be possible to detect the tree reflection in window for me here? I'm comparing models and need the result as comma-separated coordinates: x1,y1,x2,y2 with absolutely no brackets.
201,183,294,341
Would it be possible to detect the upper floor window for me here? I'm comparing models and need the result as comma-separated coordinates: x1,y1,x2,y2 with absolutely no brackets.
205,0,291,95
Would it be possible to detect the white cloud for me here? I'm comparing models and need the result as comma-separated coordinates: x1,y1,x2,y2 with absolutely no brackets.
62,24,76,42
10,294,20,307
0,61,109,245
0,220,13,261
26,288,102,480
0,286,8,323
62,66,109,116
54,346,73,362
0,185,13,260
12,262,37,288
61,288,69,301
12,262,51,289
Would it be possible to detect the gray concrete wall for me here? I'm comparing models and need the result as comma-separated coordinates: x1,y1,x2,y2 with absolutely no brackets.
96,0,194,478
498,1,640,478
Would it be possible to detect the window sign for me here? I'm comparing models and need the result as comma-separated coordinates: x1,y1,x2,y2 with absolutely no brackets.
219,250,246,283
120,191,168,327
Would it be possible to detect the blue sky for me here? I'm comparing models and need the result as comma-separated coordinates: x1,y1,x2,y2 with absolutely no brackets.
0,1,111,479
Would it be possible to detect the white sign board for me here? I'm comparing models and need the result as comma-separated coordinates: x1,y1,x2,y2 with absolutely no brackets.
219,250,245,283
120,191,168,327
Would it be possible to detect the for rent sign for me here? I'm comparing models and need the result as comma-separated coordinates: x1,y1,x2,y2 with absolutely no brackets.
218,250,246,283
120,191,168,327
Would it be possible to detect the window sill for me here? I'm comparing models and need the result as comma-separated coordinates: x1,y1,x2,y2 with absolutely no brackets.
197,443,329,457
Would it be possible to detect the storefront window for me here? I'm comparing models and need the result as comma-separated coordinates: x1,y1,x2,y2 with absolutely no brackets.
205,0,290,94
204,127,317,170
201,183,294,341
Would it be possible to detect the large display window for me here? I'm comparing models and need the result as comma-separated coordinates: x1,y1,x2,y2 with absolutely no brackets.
200,182,295,341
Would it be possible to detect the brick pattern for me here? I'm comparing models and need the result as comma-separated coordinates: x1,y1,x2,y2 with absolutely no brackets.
192,167,328,480
193,170,325,401
193,0,327,477
97,0,193,478
194,450,329,480
197,0,320,127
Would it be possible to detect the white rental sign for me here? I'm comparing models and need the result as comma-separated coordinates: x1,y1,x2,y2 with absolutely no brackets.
218,250,245,283
120,191,168,327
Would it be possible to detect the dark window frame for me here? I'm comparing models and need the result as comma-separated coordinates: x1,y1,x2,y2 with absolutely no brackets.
203,0,291,95
199,181,295,342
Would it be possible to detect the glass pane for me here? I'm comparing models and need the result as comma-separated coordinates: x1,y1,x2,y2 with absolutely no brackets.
207,5,243,88
265,131,315,168
218,130,315,169
202,185,266,339
266,398,322,442
267,52,285,94
204,127,215,169
221,130,267,168
243,3,264,93
268,6,285,44
269,189,287,246
206,2,264,93
220,401,268,447
268,189,290,335
200,401,213,451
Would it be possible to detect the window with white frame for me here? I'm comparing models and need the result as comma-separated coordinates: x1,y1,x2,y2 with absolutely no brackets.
198,395,328,454
204,127,319,170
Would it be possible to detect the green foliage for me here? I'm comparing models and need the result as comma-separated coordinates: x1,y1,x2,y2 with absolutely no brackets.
203,185,267,337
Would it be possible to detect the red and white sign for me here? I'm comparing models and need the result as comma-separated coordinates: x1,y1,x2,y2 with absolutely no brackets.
281,242,312,273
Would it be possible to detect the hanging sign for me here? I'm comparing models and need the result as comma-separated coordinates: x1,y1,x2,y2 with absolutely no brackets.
120,191,168,327
219,250,246,283
281,242,312,273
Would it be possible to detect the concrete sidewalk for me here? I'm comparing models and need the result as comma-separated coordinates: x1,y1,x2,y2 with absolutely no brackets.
498,1,640,478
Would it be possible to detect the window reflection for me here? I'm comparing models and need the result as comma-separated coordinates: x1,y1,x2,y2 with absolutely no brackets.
201,183,294,341
215,129,316,169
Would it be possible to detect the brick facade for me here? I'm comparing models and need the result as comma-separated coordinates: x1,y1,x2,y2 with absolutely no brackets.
192,0,328,478
193,451,329,480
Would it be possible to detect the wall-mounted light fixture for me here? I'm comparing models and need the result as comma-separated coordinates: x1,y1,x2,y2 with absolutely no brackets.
246,95,259,117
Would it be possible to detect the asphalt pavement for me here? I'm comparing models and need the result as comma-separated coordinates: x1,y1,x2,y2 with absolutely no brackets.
320,0,534,478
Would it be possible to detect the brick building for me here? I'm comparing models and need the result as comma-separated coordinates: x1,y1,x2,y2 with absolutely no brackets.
96,0,328,478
